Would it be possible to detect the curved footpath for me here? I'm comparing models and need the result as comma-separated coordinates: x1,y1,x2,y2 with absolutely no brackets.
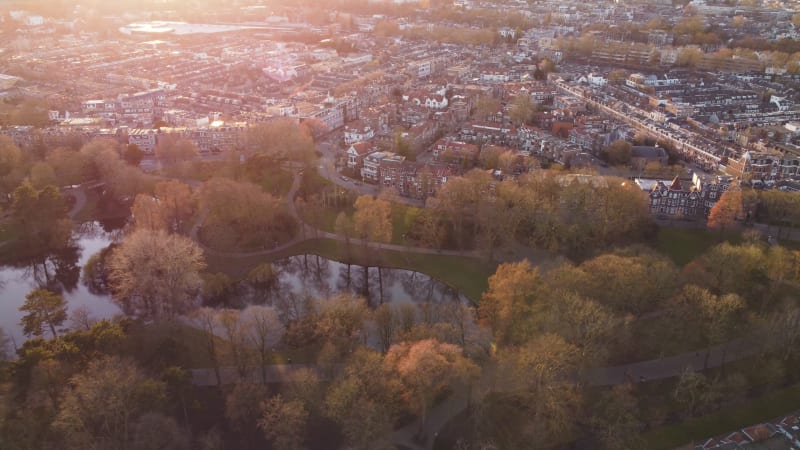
66,172,770,449
184,170,769,449
189,171,478,259
61,164,789,448
189,339,763,449
390,339,762,450
63,186,87,220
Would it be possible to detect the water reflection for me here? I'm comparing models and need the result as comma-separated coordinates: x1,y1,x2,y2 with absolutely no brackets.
0,234,470,348
19,244,82,294
231,255,468,312
0,222,123,345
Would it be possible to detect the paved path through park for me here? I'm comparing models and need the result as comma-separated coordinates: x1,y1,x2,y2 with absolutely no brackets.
183,171,772,449
189,170,480,260
189,338,763,449
389,338,763,450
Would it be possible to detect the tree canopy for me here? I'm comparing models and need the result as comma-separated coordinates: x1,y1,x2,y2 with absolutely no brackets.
108,229,205,321
20,289,68,338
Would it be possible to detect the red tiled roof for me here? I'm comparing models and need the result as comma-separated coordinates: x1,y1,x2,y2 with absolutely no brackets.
349,141,373,155
743,423,774,442
723,431,750,445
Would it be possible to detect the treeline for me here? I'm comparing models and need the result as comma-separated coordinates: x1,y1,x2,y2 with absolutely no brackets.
411,169,654,259
0,118,317,255
400,24,498,46
557,33,800,73
747,189,800,238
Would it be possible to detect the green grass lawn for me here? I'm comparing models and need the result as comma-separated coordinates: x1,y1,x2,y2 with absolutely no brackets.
654,227,742,266
642,383,800,450
205,238,494,303
0,221,19,244
302,202,354,233
298,168,335,198
390,202,422,245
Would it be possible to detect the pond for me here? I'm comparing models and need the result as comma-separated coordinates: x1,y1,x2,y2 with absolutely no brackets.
0,226,469,347
0,220,125,346
261,254,469,308
232,254,471,328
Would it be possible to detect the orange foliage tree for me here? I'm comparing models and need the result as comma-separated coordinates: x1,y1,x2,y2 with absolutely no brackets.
707,187,743,233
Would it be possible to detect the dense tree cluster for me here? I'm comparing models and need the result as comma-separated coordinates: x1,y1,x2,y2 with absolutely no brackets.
751,189,800,238
198,177,298,251
418,170,654,259
246,119,316,166
602,139,633,166
1,125,799,450
10,182,72,256
132,180,196,232
463,238,800,448
78,139,154,204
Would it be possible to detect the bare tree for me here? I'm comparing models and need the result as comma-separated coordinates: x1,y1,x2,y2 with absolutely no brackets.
0,327,11,362
191,307,222,387
68,305,97,331
108,229,205,321
244,305,285,384
373,303,397,353
217,309,251,381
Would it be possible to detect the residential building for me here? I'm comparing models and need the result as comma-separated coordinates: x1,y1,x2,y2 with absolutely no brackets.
631,145,669,169
362,151,399,183
431,138,480,167
378,153,408,188
642,175,731,220
128,128,158,153
344,121,375,145
727,150,800,181
346,141,378,172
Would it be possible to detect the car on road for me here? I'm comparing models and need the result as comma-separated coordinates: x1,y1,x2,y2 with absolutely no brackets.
340,176,350,182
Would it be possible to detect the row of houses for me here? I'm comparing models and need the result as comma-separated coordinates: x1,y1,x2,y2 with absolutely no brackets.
118,122,248,153
0,121,248,155
679,412,800,450
727,150,800,182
